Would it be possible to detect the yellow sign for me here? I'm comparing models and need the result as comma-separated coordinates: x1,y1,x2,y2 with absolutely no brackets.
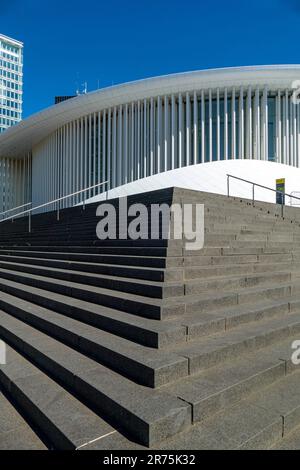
276,178,285,205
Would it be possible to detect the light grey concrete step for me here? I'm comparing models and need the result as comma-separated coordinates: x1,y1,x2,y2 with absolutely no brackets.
0,253,183,282
0,270,186,320
0,345,117,450
163,334,298,424
183,298,291,338
171,311,300,375
0,303,188,388
272,427,300,449
185,261,300,280
0,313,191,446
222,246,284,255
0,264,297,322
0,260,183,299
184,253,261,267
0,390,47,450
183,282,299,315
185,271,292,295
157,371,300,450
84,368,300,450
0,249,183,268
0,282,186,348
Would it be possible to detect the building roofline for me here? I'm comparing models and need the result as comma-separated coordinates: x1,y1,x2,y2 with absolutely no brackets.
0,33,23,47
1,64,300,159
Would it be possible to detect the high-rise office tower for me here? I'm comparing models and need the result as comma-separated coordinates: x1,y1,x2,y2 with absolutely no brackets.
0,34,23,133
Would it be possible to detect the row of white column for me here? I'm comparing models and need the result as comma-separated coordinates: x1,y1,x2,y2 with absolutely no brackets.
29,87,300,210
0,154,31,214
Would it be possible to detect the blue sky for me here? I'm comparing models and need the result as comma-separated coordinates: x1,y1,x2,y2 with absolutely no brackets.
1,0,300,117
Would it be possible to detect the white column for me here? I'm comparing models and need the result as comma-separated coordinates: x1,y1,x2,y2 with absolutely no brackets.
246,87,252,159
112,107,117,188
97,112,101,190
292,95,297,167
224,88,228,160
297,102,300,168
186,92,191,166
157,96,162,173
231,88,236,159
216,88,220,161
201,90,205,162
254,88,260,160
93,113,97,195
130,102,135,181
143,99,147,177
137,100,141,179
209,89,212,162
118,105,122,185
178,93,183,167
102,110,106,186
171,94,176,169
276,91,282,163
107,109,112,188
193,91,198,164
266,88,269,162
124,104,128,182
88,114,92,196
239,87,244,159
164,95,169,171
285,90,289,165
76,120,80,201
150,98,154,176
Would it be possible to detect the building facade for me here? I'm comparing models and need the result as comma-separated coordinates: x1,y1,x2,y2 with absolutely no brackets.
0,34,23,133
0,65,300,213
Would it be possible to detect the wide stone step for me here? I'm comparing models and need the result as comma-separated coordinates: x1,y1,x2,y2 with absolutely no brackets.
0,260,183,299
272,428,300,449
0,302,188,387
0,268,185,319
0,249,182,268
0,346,117,450
0,254,183,282
164,334,297,424
182,298,291,338
185,271,292,295
0,389,47,450
86,370,300,450
0,245,177,257
157,371,300,450
171,311,300,375
185,261,300,279
0,313,191,446
0,284,186,348
184,252,293,267
178,281,300,316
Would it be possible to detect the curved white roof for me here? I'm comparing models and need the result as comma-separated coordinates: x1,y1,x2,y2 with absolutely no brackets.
1,65,300,159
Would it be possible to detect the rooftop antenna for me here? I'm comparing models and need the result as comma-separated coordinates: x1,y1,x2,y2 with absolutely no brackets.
82,82,88,94
75,72,80,95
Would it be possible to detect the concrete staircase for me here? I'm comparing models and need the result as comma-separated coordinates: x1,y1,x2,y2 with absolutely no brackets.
1,187,300,449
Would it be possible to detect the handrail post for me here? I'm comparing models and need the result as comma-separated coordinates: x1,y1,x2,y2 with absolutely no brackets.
281,199,284,218
227,175,230,197
57,199,60,221
252,183,255,206
28,212,31,233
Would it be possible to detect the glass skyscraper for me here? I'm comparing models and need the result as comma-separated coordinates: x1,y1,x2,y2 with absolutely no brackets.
0,34,23,133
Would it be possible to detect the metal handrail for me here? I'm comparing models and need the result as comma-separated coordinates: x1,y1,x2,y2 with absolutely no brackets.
0,202,32,219
0,180,109,232
290,192,300,206
227,174,300,218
